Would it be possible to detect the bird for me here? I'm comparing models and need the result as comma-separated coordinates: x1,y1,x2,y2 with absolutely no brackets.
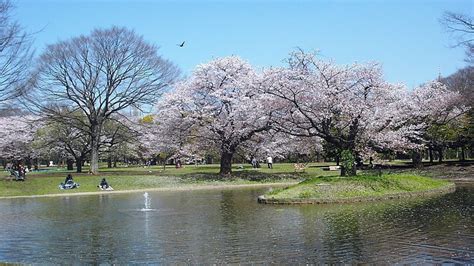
177,41,185,47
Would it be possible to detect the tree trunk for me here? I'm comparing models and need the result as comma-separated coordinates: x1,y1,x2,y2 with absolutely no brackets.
335,156,340,166
90,124,101,174
429,147,433,163
66,158,74,170
76,158,83,173
412,151,423,168
340,149,357,177
107,157,112,168
340,165,357,177
90,147,99,173
113,159,117,168
219,151,234,176
438,148,443,163
25,157,32,170
460,147,466,161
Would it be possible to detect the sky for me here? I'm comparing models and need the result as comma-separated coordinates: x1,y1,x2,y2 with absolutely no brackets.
14,0,473,88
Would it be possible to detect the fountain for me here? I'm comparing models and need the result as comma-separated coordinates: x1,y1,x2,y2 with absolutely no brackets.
141,192,153,211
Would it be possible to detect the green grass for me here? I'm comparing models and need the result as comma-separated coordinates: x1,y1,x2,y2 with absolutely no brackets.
2,162,452,198
1,173,297,197
265,173,452,201
2,162,340,197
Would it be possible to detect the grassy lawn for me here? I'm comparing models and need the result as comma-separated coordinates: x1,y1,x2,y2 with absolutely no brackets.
3,162,458,198
265,173,453,201
26,162,338,176
1,163,339,197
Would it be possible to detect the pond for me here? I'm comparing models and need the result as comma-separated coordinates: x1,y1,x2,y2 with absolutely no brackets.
0,184,472,264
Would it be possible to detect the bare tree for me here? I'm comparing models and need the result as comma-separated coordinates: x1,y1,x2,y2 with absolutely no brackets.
101,117,138,168
0,0,33,104
441,11,474,64
441,66,474,107
28,27,179,174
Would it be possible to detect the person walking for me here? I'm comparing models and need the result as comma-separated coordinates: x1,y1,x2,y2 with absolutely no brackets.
267,156,273,169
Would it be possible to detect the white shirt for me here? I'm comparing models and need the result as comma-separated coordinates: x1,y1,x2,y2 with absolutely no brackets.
267,156,273,164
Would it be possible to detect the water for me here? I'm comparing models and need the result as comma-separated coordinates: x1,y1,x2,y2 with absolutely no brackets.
141,192,153,211
0,184,472,264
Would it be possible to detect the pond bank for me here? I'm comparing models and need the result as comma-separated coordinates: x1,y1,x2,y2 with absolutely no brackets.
259,173,455,204
0,182,296,200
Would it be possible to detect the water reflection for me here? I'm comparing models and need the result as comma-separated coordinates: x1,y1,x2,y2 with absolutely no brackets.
0,184,472,264
295,184,473,264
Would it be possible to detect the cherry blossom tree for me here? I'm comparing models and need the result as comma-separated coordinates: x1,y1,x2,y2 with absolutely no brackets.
403,80,465,165
156,56,274,175
238,131,322,164
153,50,463,176
265,51,401,175
0,115,42,168
141,110,201,169
34,121,91,172
265,50,462,175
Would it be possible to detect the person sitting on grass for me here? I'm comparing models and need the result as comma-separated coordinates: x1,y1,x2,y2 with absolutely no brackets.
59,174,79,189
64,174,73,184
98,178,113,191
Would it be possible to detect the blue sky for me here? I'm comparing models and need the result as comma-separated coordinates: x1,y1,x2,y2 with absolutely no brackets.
15,0,473,87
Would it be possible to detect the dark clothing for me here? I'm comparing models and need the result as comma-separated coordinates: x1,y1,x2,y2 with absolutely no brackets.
59,175,78,189
18,165,25,178
100,179,109,189
64,175,73,184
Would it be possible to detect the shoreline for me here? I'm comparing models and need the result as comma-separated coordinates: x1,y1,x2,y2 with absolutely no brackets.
258,183,456,204
0,182,296,200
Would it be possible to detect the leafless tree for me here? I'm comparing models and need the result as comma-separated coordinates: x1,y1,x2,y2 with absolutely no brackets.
441,66,474,108
28,27,179,174
441,11,474,64
440,66,474,159
0,0,33,104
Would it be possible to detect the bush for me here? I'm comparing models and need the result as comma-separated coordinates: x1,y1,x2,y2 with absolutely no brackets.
341,150,356,176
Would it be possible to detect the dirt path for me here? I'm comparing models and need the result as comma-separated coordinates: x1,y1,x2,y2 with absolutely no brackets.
416,163,474,183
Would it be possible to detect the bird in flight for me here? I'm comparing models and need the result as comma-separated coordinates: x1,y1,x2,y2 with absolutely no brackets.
177,41,185,47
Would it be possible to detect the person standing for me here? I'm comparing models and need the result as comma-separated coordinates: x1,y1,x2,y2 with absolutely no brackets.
251,157,257,168
267,156,273,169
18,164,25,179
